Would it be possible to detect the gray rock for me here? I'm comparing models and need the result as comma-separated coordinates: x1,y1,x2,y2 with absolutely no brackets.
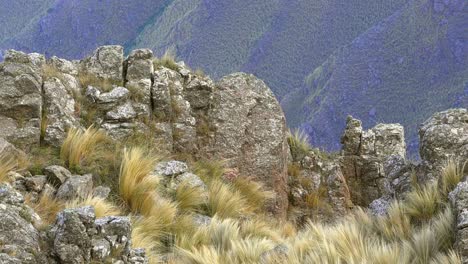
369,195,393,216
327,166,352,217
93,186,111,199
206,73,289,217
341,116,406,206
24,175,47,193
43,77,79,146
50,206,96,264
48,56,79,76
91,238,111,261
128,248,149,264
0,184,25,206
193,214,212,226
106,102,137,121
56,174,93,200
0,50,43,150
80,45,124,83
125,48,154,81
44,165,73,187
95,216,132,259
184,75,215,109
172,172,207,190
0,183,46,263
449,180,468,263
0,137,25,161
154,160,189,177
86,86,129,107
419,108,468,180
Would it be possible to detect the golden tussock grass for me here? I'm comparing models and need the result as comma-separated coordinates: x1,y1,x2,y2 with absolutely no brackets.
174,181,206,213
26,193,64,227
60,126,107,169
118,147,159,215
0,154,17,183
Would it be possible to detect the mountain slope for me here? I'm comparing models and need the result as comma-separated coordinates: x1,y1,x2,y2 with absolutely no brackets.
133,0,407,98
0,0,406,97
0,0,171,59
282,0,468,155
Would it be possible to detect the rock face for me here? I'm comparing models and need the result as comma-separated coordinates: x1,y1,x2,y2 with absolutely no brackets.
341,116,406,206
419,108,468,181
450,180,468,264
0,183,47,263
0,50,44,150
49,206,146,263
206,73,289,217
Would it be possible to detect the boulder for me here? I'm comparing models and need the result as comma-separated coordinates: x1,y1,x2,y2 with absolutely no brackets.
206,73,289,217
44,165,73,187
419,108,468,180
55,174,93,200
0,183,47,263
154,160,189,177
49,206,96,263
368,195,393,216
24,175,47,193
327,166,352,217
80,45,124,83
341,116,406,206
449,180,468,263
125,49,153,117
0,50,43,149
0,137,25,161
42,77,79,146
94,216,132,261
48,207,146,263
93,186,111,199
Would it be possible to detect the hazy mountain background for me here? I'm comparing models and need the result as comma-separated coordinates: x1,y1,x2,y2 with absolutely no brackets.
1,0,466,156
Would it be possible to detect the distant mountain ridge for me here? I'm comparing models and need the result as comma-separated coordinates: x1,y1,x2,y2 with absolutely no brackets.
0,0,466,156
281,0,468,156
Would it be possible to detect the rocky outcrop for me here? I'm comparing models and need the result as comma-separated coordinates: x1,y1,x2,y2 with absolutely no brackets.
0,183,47,263
0,50,44,150
450,180,468,264
206,73,289,217
341,116,406,206
2,46,291,217
155,160,207,190
419,108,468,181
48,206,147,263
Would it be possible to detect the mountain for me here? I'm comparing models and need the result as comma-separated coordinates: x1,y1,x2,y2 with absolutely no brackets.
0,0,171,59
132,0,407,98
281,0,468,156
0,0,405,98
0,0,465,155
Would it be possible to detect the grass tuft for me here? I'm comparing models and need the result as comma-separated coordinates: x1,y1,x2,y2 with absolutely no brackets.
26,193,64,227
153,49,179,71
174,181,206,212
287,130,311,161
403,183,441,223
60,126,107,169
440,158,466,196
0,154,17,183
118,147,159,215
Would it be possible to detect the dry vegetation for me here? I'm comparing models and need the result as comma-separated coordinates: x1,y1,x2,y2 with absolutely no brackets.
153,49,179,71
8,128,466,263
78,71,123,92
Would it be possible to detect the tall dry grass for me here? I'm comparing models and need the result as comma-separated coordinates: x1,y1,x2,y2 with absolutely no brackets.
60,126,107,169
